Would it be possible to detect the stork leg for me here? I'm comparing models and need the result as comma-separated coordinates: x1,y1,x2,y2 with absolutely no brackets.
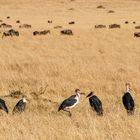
63,109,72,117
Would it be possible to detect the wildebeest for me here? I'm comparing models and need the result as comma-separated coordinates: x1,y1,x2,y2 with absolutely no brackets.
86,92,103,116
48,20,53,23
7,16,10,19
0,20,3,22
54,25,62,29
61,29,73,35
95,24,106,29
133,21,136,24
16,20,20,23
96,5,105,9
19,24,31,28
125,21,129,24
135,26,140,29
108,10,115,13
134,32,140,37
122,83,135,115
13,96,27,114
2,29,19,38
33,30,50,36
69,21,75,25
109,24,120,29
0,98,8,113
0,23,12,28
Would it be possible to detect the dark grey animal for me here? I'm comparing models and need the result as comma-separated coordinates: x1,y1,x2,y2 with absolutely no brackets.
69,21,75,25
0,98,8,113
108,10,115,13
19,24,31,28
134,32,140,37
16,20,20,23
86,92,103,116
96,5,105,9
122,83,135,115
61,29,73,35
109,24,120,29
125,21,129,24
2,29,19,38
58,89,81,116
48,20,53,23
0,23,12,28
33,30,50,36
13,96,27,114
135,26,140,29
95,24,106,29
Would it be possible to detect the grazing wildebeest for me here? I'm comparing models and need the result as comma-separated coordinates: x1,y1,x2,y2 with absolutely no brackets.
109,24,120,29
134,32,140,37
33,31,39,36
69,21,75,25
16,20,20,23
61,29,73,35
0,23,12,28
125,21,129,24
7,16,10,19
122,83,135,115
2,29,19,38
13,96,27,114
58,89,81,116
0,98,8,113
86,92,103,116
33,30,50,36
54,25,62,29
40,30,50,35
135,26,140,29
133,21,136,24
19,24,31,28
96,5,105,9
108,10,115,13
48,20,53,23
95,24,106,29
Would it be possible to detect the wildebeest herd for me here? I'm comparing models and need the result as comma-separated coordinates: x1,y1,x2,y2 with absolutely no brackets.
0,16,140,38
0,83,135,117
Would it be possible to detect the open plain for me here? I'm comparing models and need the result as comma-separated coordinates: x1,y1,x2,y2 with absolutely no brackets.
0,0,140,139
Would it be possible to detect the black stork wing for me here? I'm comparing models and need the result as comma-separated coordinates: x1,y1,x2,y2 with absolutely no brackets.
89,95,103,114
58,95,77,111
0,98,8,113
122,92,135,111
13,99,26,113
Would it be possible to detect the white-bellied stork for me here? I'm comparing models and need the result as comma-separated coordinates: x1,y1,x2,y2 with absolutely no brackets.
122,83,135,114
58,89,81,116
86,91,103,116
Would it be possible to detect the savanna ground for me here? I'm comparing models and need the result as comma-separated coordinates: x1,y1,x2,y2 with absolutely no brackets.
0,0,140,139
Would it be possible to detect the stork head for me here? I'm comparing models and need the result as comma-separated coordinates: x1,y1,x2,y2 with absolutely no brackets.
125,83,131,92
22,95,27,103
86,91,94,98
75,89,81,98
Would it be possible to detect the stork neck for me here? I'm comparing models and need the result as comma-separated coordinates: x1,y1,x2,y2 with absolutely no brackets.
126,85,130,92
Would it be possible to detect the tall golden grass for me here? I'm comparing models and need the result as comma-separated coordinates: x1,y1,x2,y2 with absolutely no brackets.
0,0,139,139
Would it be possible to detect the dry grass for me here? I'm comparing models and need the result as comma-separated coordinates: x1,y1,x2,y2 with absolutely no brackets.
0,0,140,140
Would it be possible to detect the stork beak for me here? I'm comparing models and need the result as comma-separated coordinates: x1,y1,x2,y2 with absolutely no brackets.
86,92,93,98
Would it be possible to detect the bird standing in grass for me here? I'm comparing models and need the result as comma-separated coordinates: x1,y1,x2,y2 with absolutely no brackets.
58,89,81,116
0,98,8,113
86,92,103,116
122,83,135,114
13,96,27,114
